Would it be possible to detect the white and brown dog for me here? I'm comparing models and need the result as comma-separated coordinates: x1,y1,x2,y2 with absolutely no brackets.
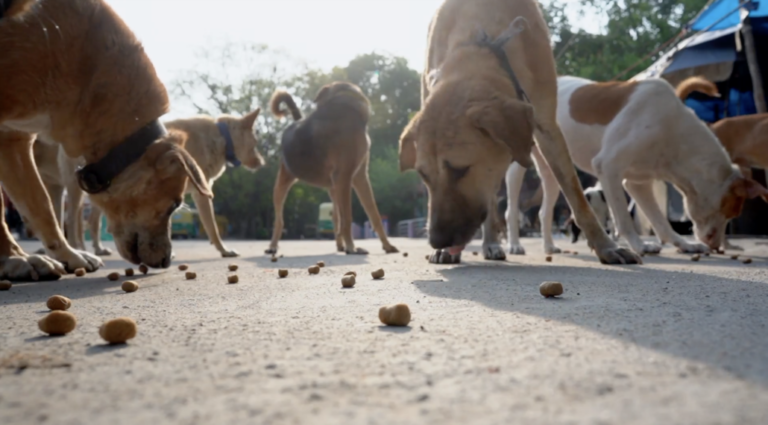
505,75,767,256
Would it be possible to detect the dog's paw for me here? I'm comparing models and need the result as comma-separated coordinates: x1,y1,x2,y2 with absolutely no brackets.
346,247,369,255
57,249,103,273
544,245,562,255
265,247,278,255
429,249,461,264
220,248,240,258
383,244,399,254
675,240,710,254
641,242,663,255
0,255,65,282
94,246,113,257
507,244,526,255
483,244,507,261
336,244,345,253
596,246,642,265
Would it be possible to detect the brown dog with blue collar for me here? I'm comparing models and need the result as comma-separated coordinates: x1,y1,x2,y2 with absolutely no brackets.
0,0,212,281
399,0,641,264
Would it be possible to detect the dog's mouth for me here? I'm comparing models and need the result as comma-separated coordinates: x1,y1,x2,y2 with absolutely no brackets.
447,245,465,256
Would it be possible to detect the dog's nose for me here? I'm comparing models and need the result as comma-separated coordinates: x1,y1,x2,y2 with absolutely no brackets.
429,231,455,250
160,255,171,269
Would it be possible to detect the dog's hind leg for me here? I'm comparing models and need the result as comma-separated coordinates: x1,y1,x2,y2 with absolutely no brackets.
533,148,563,255
193,189,238,258
352,163,398,254
266,162,297,255
327,190,345,252
334,170,366,255
505,162,526,255
87,204,111,256
623,180,709,254
0,131,100,280
533,121,640,264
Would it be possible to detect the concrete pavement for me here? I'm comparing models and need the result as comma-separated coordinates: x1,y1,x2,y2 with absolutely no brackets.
1,237,768,424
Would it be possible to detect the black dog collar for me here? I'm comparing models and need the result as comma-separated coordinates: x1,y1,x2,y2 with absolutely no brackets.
76,119,167,194
0,0,13,19
217,121,241,167
474,17,530,103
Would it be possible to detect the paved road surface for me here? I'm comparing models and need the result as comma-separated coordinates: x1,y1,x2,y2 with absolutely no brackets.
2,238,768,424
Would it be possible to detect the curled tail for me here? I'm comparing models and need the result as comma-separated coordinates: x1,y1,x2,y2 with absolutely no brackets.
270,91,302,121
676,76,720,100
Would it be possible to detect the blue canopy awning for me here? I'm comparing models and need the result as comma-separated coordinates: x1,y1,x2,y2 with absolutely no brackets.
691,0,768,31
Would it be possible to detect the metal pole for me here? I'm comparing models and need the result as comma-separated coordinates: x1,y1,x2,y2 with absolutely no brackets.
741,17,767,113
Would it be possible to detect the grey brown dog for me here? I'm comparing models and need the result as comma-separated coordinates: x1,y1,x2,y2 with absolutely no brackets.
267,82,398,255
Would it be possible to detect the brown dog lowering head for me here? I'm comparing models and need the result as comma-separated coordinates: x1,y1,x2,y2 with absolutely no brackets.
399,80,535,253
0,0,212,268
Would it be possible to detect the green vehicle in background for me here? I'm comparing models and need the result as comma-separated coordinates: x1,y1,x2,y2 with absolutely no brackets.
318,202,334,239
171,209,199,239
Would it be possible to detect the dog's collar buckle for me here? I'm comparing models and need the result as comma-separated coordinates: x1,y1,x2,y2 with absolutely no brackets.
217,122,241,168
76,119,167,194
474,17,530,103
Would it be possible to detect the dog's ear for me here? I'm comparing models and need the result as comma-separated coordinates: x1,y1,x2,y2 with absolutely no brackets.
732,177,768,199
157,148,213,199
314,86,331,104
399,111,421,172
242,108,261,129
466,98,535,168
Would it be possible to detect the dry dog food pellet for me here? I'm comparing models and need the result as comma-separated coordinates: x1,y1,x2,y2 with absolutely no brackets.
572,251,579,256
228,275,239,284
228,264,238,272
704,252,710,257
38,311,77,336
742,258,753,264
185,272,197,280
540,281,564,298
371,269,385,280
139,265,149,275
0,281,11,291
46,295,71,311
472,251,479,256
317,261,325,268
178,264,189,271
344,271,357,277
545,256,552,262
121,281,139,293
379,304,411,326
731,255,739,260
563,250,572,254
99,317,137,344
403,253,408,258
691,254,701,262
271,257,278,263
74,268,86,277
107,272,120,281
278,269,289,278
125,268,134,277
425,255,429,260
341,275,356,288
308,266,320,275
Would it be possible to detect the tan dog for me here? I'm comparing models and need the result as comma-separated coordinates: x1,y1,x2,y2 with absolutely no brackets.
0,0,212,281
267,82,398,255
399,0,640,264
83,111,263,257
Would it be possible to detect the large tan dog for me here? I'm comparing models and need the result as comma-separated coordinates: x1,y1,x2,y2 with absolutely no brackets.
0,0,211,281
399,0,640,264
267,82,398,255
76,111,263,257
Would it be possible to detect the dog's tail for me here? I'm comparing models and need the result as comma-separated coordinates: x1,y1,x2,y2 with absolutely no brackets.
270,91,302,121
676,76,720,100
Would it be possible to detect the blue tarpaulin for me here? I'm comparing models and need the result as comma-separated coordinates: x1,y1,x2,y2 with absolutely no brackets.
691,0,768,31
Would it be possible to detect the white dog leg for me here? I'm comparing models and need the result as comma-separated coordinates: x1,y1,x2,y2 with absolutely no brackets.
504,162,527,255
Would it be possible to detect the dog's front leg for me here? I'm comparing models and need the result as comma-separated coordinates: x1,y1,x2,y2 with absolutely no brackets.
86,204,112,256
192,190,238,258
266,162,296,255
333,172,367,255
533,148,563,255
623,180,710,254
505,162,527,255
481,199,506,261
534,123,640,264
0,131,101,279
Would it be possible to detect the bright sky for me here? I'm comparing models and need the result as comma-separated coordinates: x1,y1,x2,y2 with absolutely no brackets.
106,0,596,117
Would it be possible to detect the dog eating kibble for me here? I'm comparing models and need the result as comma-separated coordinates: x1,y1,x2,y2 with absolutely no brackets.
38,311,77,336
121,281,139,293
371,269,385,280
46,295,72,311
341,275,356,288
379,304,411,326
99,317,137,344
540,281,564,298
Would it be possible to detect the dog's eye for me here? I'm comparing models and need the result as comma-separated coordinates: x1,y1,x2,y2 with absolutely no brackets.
444,161,470,181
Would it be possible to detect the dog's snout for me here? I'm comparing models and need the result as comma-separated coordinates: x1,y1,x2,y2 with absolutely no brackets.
429,231,456,250
160,255,171,269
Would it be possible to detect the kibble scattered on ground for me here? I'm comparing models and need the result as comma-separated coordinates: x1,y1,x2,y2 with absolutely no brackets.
371,269,385,280
227,275,239,284
99,317,137,344
46,295,71,311
278,269,288,278
121,281,139,293
38,311,77,336
185,272,197,280
107,272,120,281
540,281,564,298
379,304,411,327
74,268,86,277
341,275,356,288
